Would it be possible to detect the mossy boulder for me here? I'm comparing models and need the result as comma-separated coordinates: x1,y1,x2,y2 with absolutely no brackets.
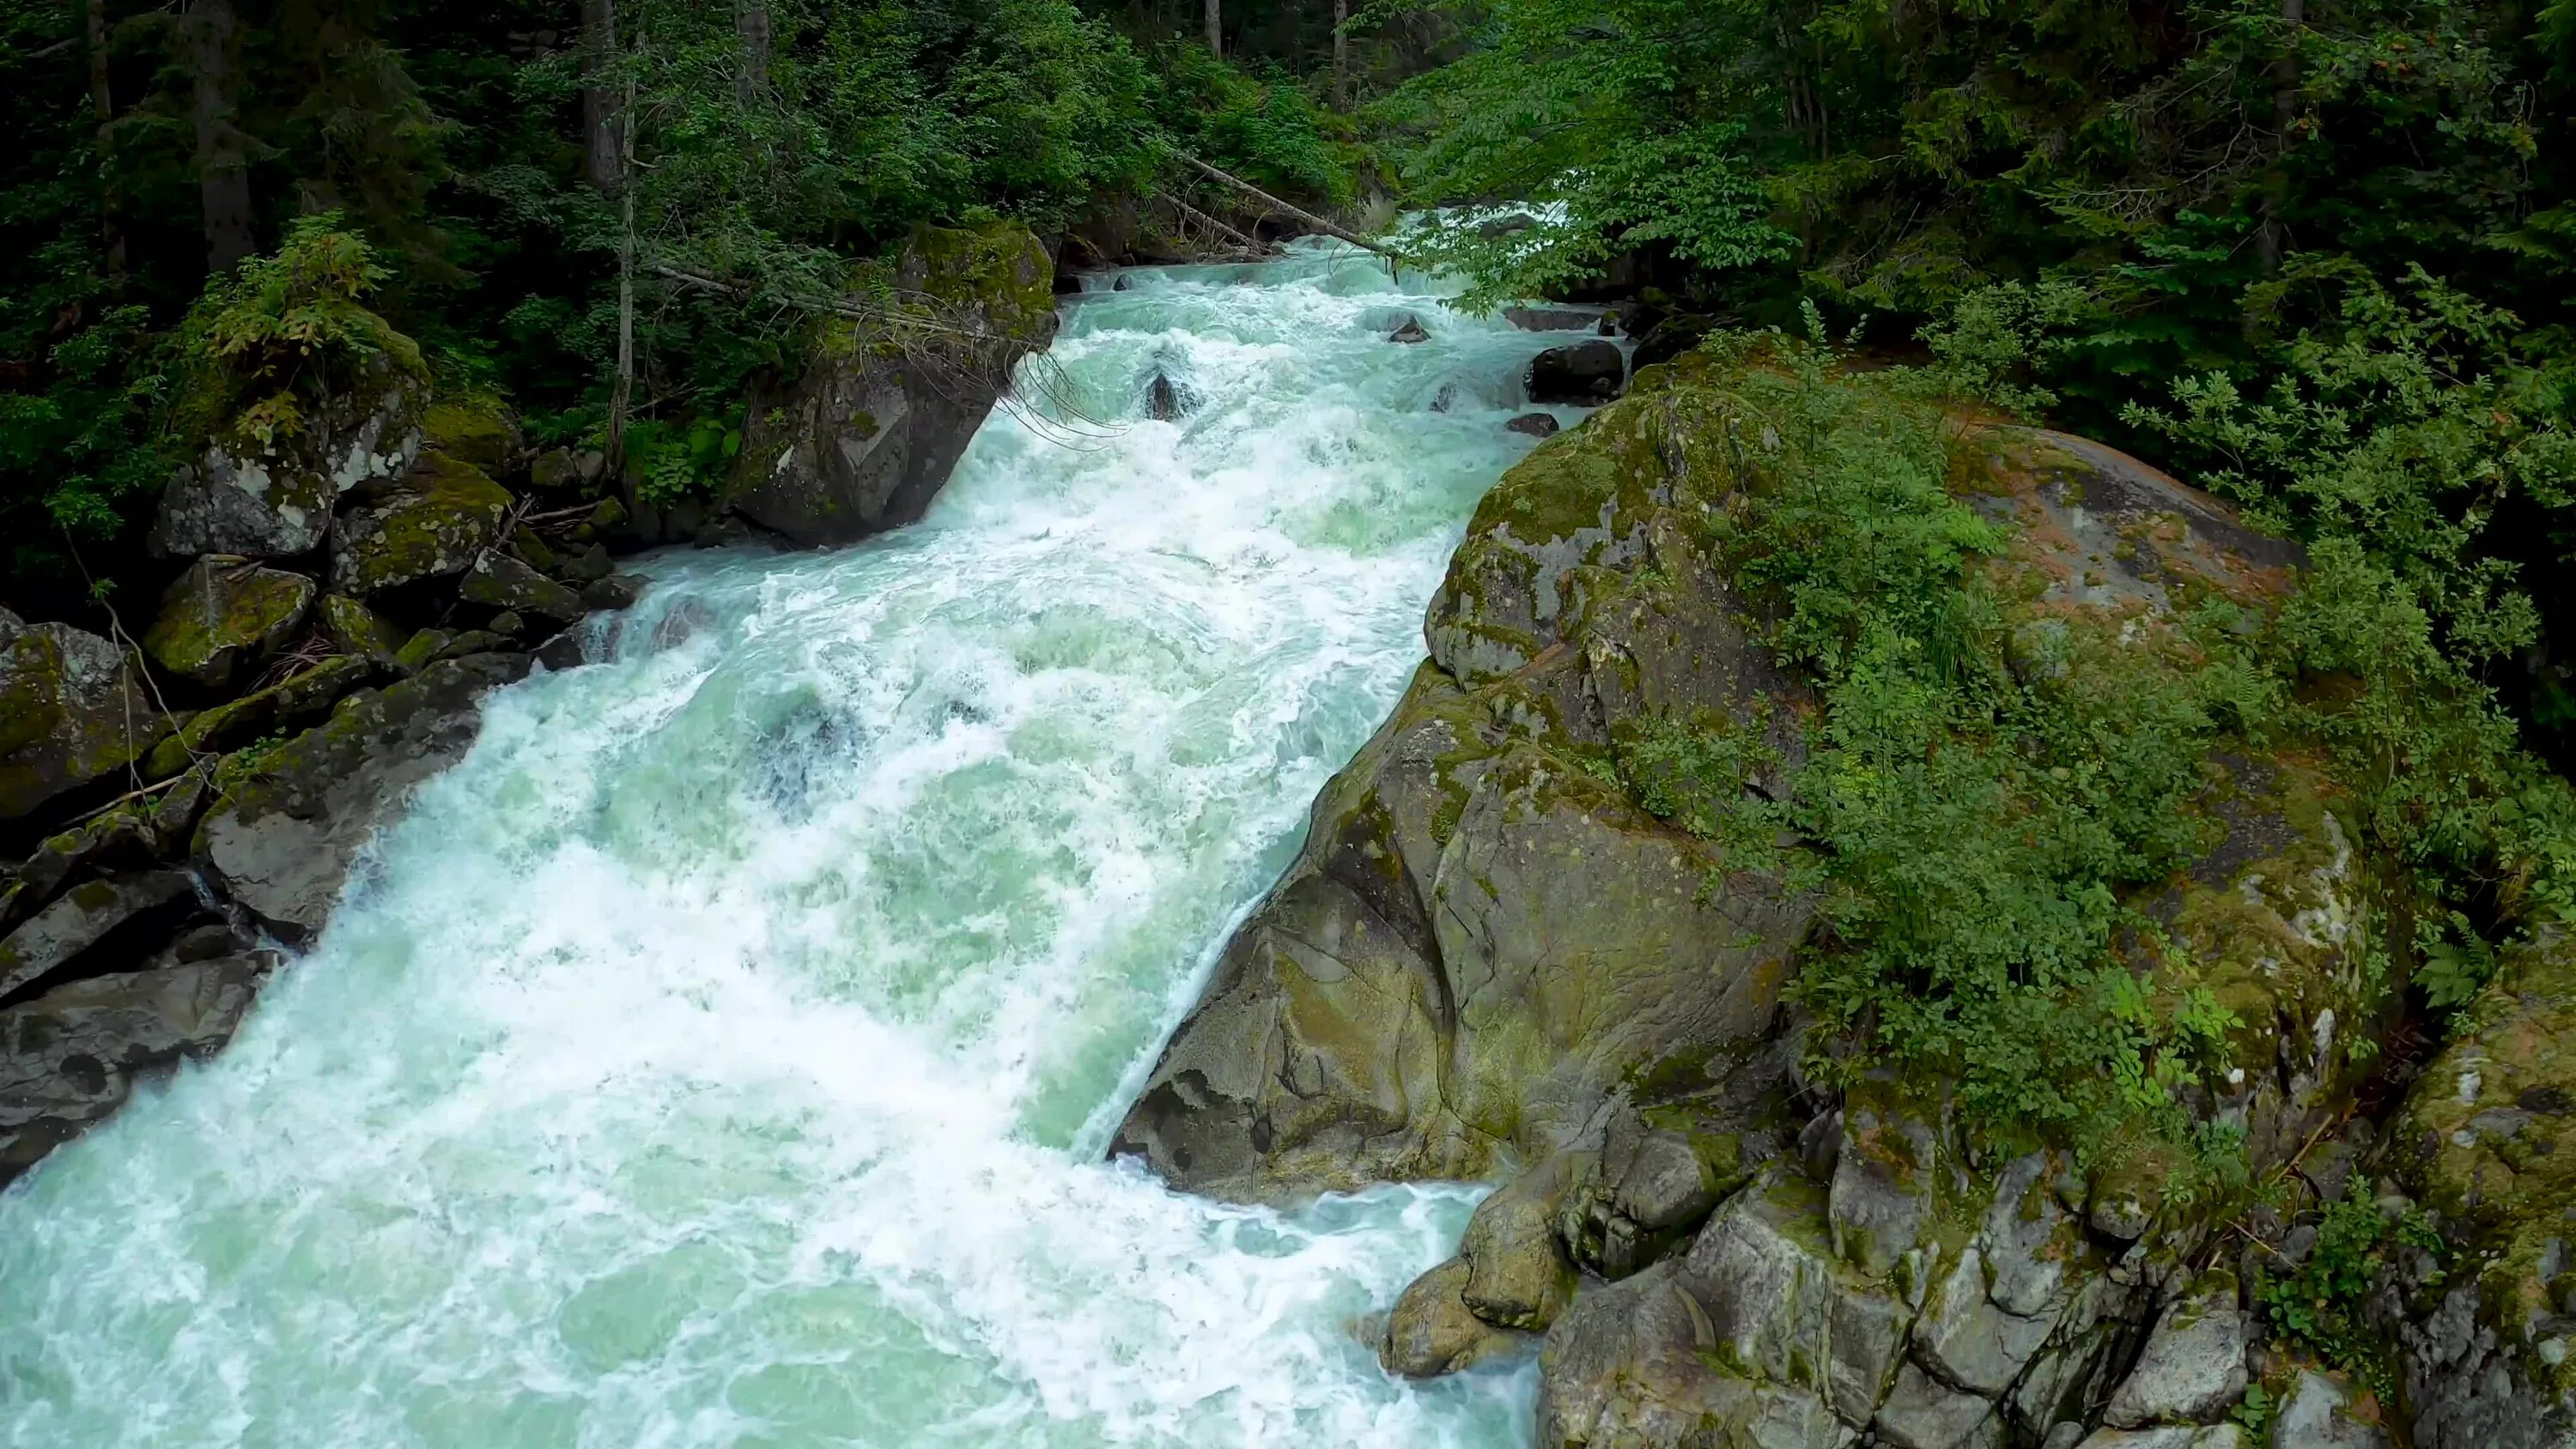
459,552,585,626
328,453,513,597
141,556,316,688
417,391,517,472
148,366,427,558
194,652,530,940
318,593,407,670
0,622,171,820
724,220,1059,547
140,654,375,780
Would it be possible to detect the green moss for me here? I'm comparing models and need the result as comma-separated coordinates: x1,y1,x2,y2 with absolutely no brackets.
335,455,511,596
420,391,516,471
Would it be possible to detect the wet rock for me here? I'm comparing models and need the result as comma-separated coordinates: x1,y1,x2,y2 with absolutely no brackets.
1526,339,1625,403
1143,371,1200,421
2270,1369,2387,1449
194,652,532,940
1504,412,1558,439
582,574,644,612
0,870,199,1004
0,949,273,1186
460,553,586,626
1504,306,1601,332
0,622,169,820
558,543,614,586
141,557,316,688
1380,1256,1526,1378
7,767,216,929
328,453,513,597
1388,317,1430,344
148,370,425,558
2103,1276,2247,1428
726,221,1060,548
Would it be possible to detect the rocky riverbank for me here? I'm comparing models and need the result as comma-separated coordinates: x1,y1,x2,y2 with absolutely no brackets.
1115,348,2576,1448
0,221,1060,1189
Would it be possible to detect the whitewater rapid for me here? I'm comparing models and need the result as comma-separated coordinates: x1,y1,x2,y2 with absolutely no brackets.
0,243,1585,1446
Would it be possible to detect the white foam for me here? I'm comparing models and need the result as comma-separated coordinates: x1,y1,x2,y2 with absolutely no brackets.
0,240,1568,1447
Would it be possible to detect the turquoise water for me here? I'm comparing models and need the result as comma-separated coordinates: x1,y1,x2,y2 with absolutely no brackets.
0,243,1578,1447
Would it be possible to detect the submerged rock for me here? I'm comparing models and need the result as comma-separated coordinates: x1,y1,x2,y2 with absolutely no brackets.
1526,339,1625,403
142,556,316,688
1389,316,1430,344
1504,411,1558,439
726,221,1059,548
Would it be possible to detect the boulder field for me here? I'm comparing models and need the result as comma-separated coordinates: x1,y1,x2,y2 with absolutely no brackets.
1114,349,2576,1448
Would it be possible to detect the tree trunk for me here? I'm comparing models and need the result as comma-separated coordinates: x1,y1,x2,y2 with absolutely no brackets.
2256,0,2305,272
604,74,637,484
1332,0,1348,107
186,0,254,274
735,2,770,106
87,0,125,280
581,0,622,192
1202,0,1220,58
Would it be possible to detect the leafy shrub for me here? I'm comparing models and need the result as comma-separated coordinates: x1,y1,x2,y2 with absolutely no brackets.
2257,1194,2445,1397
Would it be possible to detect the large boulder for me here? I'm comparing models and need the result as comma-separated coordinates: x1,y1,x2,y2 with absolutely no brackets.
1526,339,1625,403
328,452,513,598
148,368,426,558
725,221,1060,547
0,622,170,821
0,870,202,1004
0,949,272,1187
141,556,316,688
194,652,531,941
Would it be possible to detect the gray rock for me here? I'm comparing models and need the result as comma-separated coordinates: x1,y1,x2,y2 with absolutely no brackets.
2042,1427,2086,1449
2270,1370,2387,1449
1983,1152,2078,1315
1535,1260,1850,1449
318,594,408,670
1829,1088,1939,1278
1380,1256,1525,1378
2076,1431,2199,1449
725,222,1059,548
558,543,614,586
1913,1246,2053,1396
1504,412,1559,439
1682,1173,1917,1424
147,375,424,558
0,622,169,820
1874,1362,2001,1449
0,870,198,1003
581,574,643,612
1614,1130,1721,1234
460,552,586,626
195,652,532,940
1526,339,1625,403
2103,1279,2248,1428
1389,317,1430,343
0,951,273,1186
141,557,316,688
1461,1152,1582,1331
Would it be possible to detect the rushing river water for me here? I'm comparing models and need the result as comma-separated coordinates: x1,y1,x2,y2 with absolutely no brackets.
0,244,1586,1446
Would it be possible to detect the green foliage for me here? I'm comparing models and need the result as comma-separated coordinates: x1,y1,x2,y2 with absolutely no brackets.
174,212,427,456
1606,330,2272,1162
628,411,744,506
2257,1194,2446,1396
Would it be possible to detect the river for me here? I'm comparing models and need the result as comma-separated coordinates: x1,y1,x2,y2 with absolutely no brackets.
0,241,1579,1447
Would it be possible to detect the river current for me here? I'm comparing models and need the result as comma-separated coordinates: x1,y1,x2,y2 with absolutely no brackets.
0,244,1583,1446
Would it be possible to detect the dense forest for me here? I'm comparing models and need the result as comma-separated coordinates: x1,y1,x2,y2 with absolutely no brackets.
6,0,2576,1432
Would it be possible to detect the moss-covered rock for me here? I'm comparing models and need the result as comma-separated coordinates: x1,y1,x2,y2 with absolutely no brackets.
328,452,512,597
0,623,171,820
141,557,316,688
140,654,374,780
723,221,1059,547
193,652,531,939
319,593,407,670
147,366,427,559
459,552,585,625
418,391,517,473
